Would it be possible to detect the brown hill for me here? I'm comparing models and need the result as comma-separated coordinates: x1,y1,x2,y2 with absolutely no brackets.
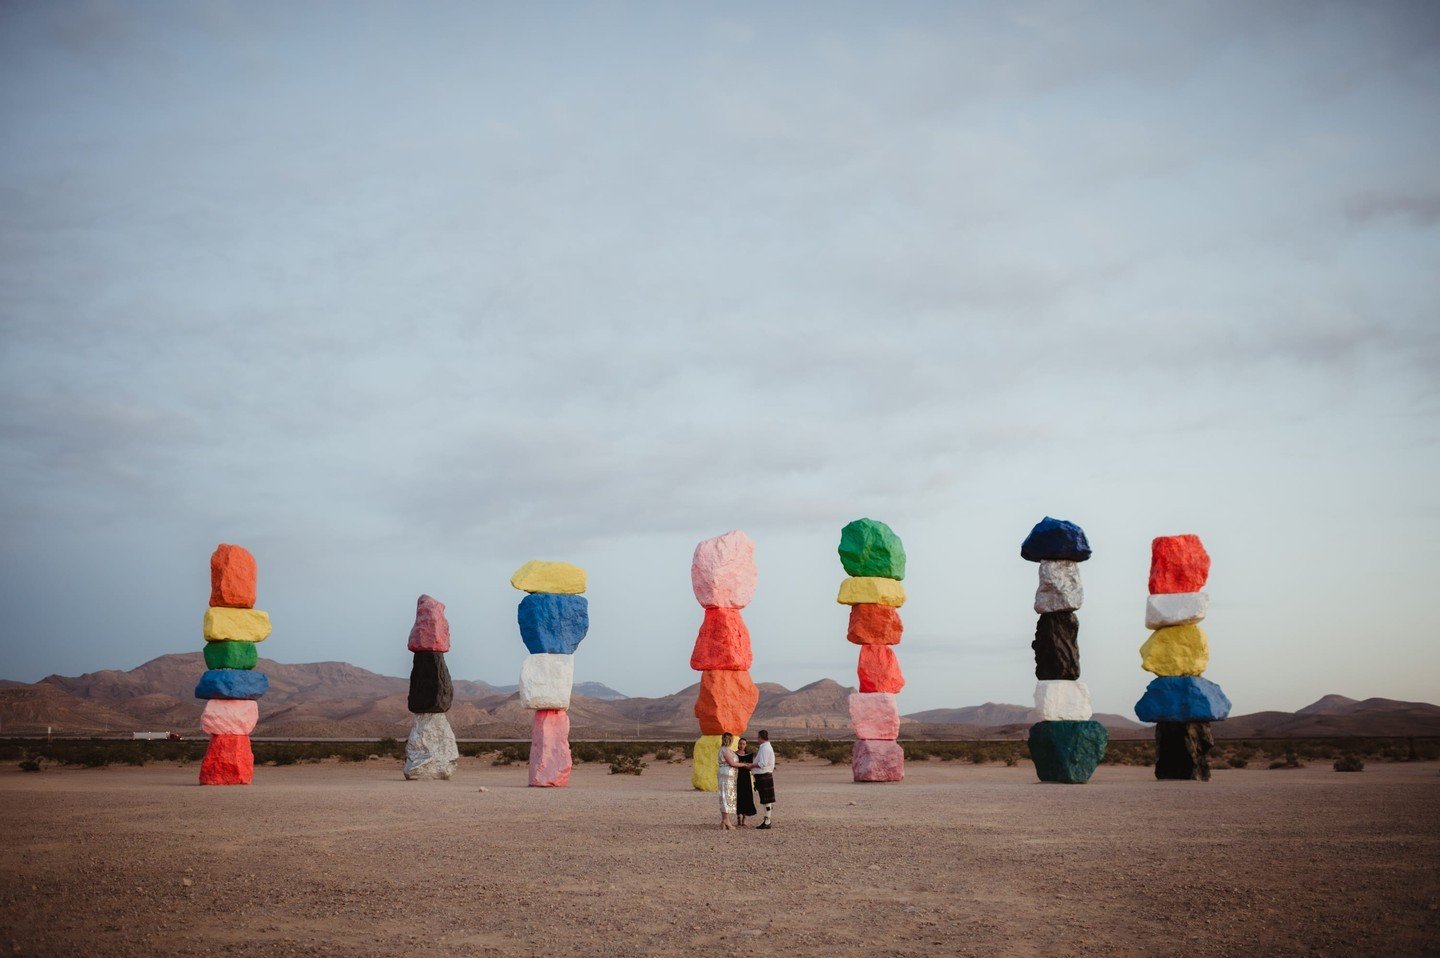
1219,697,1440,738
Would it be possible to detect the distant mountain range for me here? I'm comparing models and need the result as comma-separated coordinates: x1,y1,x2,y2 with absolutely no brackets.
2,654,1438,740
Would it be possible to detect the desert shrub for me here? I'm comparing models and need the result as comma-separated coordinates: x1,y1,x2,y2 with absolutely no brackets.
609,755,646,775
18,758,40,772
1227,756,1248,768
339,750,368,762
653,748,673,761
771,740,806,760
1004,753,1018,767
492,744,530,766
816,745,850,765
572,743,605,764
270,753,297,766
1333,755,1365,772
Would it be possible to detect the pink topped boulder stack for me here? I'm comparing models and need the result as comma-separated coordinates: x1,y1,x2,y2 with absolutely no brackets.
688,531,760,791
837,518,907,783
403,594,458,780
196,543,270,786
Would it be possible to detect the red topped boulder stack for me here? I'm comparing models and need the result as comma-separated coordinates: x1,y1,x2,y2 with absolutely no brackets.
838,518,907,783
404,594,458,781
196,544,269,786
688,531,759,791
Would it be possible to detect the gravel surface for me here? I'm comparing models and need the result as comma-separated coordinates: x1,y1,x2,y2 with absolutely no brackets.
2,758,1437,957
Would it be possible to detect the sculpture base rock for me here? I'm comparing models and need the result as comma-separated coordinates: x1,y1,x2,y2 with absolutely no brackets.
199,733,253,785
1027,720,1107,784
404,713,458,781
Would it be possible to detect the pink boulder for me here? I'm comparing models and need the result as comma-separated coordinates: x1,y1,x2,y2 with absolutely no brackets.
199,733,254,785
852,739,904,782
407,594,451,653
201,699,259,736
528,709,572,787
691,530,758,609
689,608,753,671
848,692,900,740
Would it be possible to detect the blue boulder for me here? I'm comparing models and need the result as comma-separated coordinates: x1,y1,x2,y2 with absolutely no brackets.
517,594,589,655
1135,676,1231,723
195,669,268,700
1021,516,1092,562
1027,720,1108,783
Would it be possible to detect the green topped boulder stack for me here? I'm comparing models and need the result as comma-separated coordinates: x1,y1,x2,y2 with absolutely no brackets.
838,518,907,783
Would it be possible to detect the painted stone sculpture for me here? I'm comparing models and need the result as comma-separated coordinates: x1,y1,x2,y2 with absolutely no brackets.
512,561,587,787
404,594,458,781
1137,534,1228,781
1021,518,1107,783
838,518,906,783
195,543,267,786
689,531,758,791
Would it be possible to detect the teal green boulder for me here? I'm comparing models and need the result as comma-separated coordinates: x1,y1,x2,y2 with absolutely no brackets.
204,641,258,670
838,518,906,580
1027,720,1108,784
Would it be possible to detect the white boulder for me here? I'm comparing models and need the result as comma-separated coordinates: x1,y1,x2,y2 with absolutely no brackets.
1145,591,1208,629
519,653,574,710
404,713,458,780
1034,680,1093,721
1034,560,1083,614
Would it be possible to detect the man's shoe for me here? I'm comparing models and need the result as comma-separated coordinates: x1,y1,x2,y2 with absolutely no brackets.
757,822,772,829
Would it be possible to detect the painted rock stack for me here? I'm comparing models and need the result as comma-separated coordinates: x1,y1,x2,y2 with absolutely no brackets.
1136,534,1230,781
689,531,759,792
1021,517,1108,784
404,594,458,780
196,544,270,786
838,518,907,783
512,560,588,788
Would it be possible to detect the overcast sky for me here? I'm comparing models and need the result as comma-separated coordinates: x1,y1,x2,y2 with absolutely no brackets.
2,2,1437,716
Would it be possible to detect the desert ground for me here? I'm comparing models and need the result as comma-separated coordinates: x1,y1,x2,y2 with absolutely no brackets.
2,758,1437,957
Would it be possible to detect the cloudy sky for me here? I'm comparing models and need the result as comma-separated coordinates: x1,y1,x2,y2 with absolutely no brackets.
2,1,1437,716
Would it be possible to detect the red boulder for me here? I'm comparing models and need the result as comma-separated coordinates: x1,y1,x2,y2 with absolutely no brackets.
694,669,759,736
209,544,257,609
1149,535,1210,594
199,733,254,785
857,645,905,693
407,594,451,653
847,604,903,646
689,608,753,671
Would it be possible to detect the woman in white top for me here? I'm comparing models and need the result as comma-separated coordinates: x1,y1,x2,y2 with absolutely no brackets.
716,732,748,830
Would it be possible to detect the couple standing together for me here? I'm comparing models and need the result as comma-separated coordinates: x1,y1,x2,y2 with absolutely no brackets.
717,729,776,831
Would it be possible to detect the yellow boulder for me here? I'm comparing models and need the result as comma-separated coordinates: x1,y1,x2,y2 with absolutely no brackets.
690,734,722,791
203,607,272,643
509,560,587,595
1140,624,1209,676
837,577,906,607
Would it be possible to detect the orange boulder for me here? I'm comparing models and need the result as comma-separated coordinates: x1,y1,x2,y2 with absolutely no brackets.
857,645,905,693
847,604,903,646
210,544,257,609
694,669,759,735
199,733,253,785
689,608,753,671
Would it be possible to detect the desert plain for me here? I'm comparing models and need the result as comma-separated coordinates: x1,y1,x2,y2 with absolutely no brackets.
1,758,1437,958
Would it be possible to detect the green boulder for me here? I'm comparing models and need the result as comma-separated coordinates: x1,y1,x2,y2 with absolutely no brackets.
838,518,906,580
204,640,258,671
1027,720,1108,784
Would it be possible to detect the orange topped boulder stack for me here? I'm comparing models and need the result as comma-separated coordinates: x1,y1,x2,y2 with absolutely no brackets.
1137,534,1227,781
196,543,268,786
688,530,759,792
837,518,907,783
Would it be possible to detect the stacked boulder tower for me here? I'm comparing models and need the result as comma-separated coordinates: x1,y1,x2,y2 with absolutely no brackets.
196,544,270,786
1020,517,1108,784
837,518,907,783
404,594,458,781
1136,534,1230,781
688,531,759,792
512,561,588,788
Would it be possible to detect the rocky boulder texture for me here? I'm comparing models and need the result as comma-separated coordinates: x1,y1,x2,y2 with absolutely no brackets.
838,518,907,580
407,651,454,713
199,733,254,786
1026,720,1108,784
690,530,758,609
200,699,259,736
849,692,900,740
528,708,572,787
1148,534,1211,595
510,560,587,595
1140,624,1210,676
407,594,451,653
689,607,753,671
404,712,459,781
856,645,905,693
195,669,269,701
690,734,723,791
203,640,258,671
1032,629,1080,681
1135,676,1232,723
694,669,760,736
836,576,906,607
202,607,272,644
1034,560,1083,613
517,593,590,655
846,603,903,646
1153,720,1214,781
1034,679,1093,721
851,739,905,782
1020,516,1092,563
1145,591,1209,629
518,653,575,710
209,543,258,609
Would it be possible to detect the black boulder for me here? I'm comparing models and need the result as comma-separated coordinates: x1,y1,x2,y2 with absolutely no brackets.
408,651,453,714
1033,612,1080,680
1154,720,1213,781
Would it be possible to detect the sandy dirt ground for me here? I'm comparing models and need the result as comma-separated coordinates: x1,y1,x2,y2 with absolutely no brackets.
1,757,1437,958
